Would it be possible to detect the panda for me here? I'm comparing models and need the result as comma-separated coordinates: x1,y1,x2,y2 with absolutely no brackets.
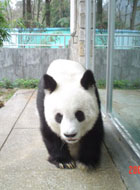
37,59,104,169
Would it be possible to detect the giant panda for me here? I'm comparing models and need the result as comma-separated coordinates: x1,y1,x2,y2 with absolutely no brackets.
37,59,104,169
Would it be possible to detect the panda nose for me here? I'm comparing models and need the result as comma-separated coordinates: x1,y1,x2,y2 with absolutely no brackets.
64,133,77,138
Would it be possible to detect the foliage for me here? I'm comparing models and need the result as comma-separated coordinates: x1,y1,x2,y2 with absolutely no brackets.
97,80,106,88
11,18,26,28
4,90,16,102
97,79,140,89
56,17,70,27
0,78,13,89
0,78,39,89
0,88,16,103
0,2,9,46
14,79,39,88
50,0,70,27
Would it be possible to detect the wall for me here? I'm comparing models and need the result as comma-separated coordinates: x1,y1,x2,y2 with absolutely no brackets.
94,49,140,81
0,48,69,82
0,48,139,82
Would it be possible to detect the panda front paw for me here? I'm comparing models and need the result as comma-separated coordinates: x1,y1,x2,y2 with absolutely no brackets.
48,156,76,169
58,161,76,169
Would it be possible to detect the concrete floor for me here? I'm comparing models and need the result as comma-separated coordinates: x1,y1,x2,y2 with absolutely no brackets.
0,90,126,190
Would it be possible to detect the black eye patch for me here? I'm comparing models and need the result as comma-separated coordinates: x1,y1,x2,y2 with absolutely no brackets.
75,110,85,122
55,113,63,123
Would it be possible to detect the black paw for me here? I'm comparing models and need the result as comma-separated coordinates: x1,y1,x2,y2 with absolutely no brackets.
58,161,76,169
48,157,76,169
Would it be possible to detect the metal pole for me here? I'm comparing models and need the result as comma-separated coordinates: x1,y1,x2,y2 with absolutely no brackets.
85,0,91,69
92,0,96,72
64,36,66,48
106,0,115,114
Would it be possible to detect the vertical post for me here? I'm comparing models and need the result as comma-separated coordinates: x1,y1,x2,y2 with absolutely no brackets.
106,0,115,114
64,35,66,48
92,0,96,72
70,0,76,36
16,34,18,48
85,0,91,69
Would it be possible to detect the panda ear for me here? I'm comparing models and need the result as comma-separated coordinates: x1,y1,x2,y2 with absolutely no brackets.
80,70,96,90
43,74,57,93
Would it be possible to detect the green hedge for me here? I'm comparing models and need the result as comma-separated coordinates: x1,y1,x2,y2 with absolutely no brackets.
97,79,140,89
0,78,140,89
0,78,39,89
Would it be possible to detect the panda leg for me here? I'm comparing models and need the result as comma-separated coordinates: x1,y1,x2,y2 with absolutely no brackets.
48,156,76,169
41,126,76,169
78,116,104,168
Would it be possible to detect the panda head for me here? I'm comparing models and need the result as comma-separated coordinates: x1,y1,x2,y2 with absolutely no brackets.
43,70,99,144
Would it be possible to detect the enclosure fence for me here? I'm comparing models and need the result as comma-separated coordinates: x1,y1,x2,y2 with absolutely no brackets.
3,32,140,49
3,33,71,48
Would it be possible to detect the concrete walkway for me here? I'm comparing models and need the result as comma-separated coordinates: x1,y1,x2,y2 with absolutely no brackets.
0,90,126,190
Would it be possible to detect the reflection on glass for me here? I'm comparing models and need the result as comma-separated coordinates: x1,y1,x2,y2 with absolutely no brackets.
112,49,140,148
112,0,140,151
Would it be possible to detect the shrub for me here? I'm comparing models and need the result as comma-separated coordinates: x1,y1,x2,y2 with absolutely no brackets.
0,79,39,89
0,2,9,46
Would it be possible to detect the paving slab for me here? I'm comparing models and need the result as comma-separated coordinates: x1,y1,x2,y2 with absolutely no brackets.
0,90,34,148
0,129,114,172
0,90,126,190
15,91,40,129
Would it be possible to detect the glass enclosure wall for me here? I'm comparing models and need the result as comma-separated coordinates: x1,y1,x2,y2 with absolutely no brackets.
86,0,140,156
112,1,140,151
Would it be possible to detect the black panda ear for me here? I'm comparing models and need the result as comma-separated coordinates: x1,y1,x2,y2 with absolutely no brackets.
43,74,57,93
80,70,96,90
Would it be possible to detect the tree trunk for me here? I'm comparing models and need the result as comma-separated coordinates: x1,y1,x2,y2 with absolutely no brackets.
124,0,130,28
26,0,32,27
97,0,103,23
130,0,138,30
23,0,26,19
37,0,41,22
27,0,32,19
60,0,64,18
45,0,51,27
32,0,36,20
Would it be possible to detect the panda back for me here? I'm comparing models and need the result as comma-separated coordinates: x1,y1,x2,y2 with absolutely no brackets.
47,59,86,86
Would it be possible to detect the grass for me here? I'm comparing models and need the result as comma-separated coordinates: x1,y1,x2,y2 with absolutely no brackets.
4,90,16,101
97,79,140,89
0,89,16,104
0,78,39,104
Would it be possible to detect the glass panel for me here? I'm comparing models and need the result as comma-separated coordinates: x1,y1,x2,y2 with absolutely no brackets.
112,0,140,149
93,1,108,112
94,48,107,112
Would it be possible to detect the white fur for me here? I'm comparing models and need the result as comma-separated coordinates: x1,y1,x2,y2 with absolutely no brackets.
44,59,99,144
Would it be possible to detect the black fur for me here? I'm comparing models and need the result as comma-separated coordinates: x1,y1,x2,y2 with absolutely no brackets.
43,74,57,93
55,113,63,123
75,110,85,122
81,70,101,109
79,113,104,167
81,70,96,90
37,70,104,169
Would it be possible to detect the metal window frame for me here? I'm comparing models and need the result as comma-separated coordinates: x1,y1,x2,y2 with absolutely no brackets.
85,0,91,69
105,0,115,114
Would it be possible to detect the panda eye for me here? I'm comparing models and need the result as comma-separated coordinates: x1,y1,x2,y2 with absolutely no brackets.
55,113,63,123
75,110,85,122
